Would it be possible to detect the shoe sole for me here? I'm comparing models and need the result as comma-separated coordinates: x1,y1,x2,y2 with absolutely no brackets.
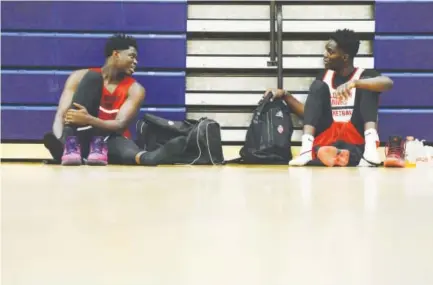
288,156,311,166
384,158,405,168
61,159,82,166
317,146,350,167
87,159,108,166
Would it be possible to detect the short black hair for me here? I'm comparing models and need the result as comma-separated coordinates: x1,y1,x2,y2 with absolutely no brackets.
330,29,360,59
104,33,138,58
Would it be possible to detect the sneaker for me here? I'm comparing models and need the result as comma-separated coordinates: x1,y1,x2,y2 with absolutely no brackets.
358,146,381,167
384,135,406,168
317,146,350,167
289,151,313,166
87,136,108,166
43,132,64,163
61,136,82,166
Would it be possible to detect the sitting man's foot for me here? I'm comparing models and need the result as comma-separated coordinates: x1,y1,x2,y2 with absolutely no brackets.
289,150,313,166
87,136,108,166
140,136,187,165
384,135,406,168
43,132,63,163
317,146,350,167
61,136,82,166
358,147,381,167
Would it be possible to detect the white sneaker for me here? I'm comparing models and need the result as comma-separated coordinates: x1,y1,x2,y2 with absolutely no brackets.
358,147,381,167
289,151,312,166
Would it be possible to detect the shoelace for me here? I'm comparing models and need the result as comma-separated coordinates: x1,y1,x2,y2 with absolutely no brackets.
92,141,103,154
91,139,107,154
386,143,404,157
66,140,79,154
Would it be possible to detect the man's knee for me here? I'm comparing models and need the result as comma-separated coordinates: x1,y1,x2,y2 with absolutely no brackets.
73,71,103,99
81,70,103,85
71,70,104,115
309,80,330,96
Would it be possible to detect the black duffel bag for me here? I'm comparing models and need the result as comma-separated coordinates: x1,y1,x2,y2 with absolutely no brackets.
136,114,224,165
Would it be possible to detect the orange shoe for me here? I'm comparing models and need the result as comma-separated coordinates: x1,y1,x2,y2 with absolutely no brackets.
317,146,350,167
384,135,406,168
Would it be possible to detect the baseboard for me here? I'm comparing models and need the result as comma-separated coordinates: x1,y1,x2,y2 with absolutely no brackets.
0,143,249,161
0,143,298,162
1,143,388,163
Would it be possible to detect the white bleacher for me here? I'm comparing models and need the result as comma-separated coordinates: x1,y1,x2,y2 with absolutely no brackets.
187,40,372,56
186,57,374,69
185,2,375,143
187,20,374,33
187,4,373,20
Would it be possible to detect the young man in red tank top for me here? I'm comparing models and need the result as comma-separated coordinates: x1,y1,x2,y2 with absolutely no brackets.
269,29,402,167
44,34,186,166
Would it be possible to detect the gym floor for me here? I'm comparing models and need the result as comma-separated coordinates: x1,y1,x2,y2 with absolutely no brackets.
1,163,433,285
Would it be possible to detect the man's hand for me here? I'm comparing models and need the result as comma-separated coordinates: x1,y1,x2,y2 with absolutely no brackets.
264,88,289,100
333,81,356,102
65,103,91,126
263,88,304,118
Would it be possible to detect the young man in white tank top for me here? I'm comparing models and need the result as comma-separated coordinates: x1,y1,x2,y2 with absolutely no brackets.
270,29,394,167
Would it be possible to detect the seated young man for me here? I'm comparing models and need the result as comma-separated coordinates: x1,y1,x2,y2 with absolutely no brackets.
44,34,186,166
269,29,394,167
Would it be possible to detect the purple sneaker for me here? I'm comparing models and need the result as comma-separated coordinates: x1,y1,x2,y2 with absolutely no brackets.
61,136,82,166
87,136,108,166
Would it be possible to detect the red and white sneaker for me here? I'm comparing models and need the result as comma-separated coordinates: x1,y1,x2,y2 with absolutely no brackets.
384,135,406,168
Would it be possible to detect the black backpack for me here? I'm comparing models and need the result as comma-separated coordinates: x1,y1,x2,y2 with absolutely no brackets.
136,114,224,165
230,93,294,164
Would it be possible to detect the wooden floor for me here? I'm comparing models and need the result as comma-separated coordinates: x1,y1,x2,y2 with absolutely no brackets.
1,163,433,285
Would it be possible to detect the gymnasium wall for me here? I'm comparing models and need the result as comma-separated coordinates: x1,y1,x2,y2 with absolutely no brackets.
1,0,187,140
374,0,433,141
1,0,433,147
186,2,373,144
186,0,433,144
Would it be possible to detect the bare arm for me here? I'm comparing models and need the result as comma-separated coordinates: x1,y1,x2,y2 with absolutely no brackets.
87,82,145,132
354,76,394,93
283,91,304,119
335,71,394,101
52,69,88,138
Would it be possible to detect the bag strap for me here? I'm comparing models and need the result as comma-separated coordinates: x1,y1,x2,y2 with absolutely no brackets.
244,93,274,148
255,92,273,115
183,119,199,126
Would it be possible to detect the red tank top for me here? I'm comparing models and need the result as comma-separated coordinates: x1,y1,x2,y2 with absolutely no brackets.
89,67,136,138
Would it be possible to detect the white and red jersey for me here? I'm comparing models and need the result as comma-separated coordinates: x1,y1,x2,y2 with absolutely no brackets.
89,67,136,138
322,67,364,123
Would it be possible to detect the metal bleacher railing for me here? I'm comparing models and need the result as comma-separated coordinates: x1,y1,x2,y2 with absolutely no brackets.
267,0,284,90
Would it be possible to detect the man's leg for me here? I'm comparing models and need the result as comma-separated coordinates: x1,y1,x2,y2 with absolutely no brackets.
289,80,334,166
106,134,188,166
351,89,381,166
308,88,381,167
44,71,103,165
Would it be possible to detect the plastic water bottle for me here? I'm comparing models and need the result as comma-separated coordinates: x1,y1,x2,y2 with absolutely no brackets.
405,136,416,167
426,145,433,167
415,140,429,168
